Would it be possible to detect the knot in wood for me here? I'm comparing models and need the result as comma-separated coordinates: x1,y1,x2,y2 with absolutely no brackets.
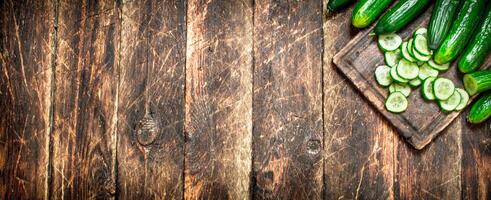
135,114,159,146
306,139,321,155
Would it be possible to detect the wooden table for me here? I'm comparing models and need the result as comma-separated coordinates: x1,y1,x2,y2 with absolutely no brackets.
1,0,489,199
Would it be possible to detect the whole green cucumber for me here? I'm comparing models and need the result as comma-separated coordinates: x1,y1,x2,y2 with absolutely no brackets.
328,0,356,11
352,0,393,28
458,7,491,73
463,70,491,96
467,91,491,124
373,0,431,35
433,0,487,64
427,0,461,50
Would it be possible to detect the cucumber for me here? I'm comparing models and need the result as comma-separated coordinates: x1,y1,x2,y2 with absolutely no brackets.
374,0,432,34
467,91,491,124
384,50,401,67
422,77,437,100
418,63,439,80
427,59,449,71
413,34,431,56
352,0,393,28
375,65,393,86
433,0,487,64
407,38,416,57
389,84,397,93
463,70,491,96
455,88,470,111
409,78,422,87
401,42,416,62
390,66,409,83
433,77,455,100
411,45,432,62
427,0,461,50
385,92,409,113
378,34,403,51
458,7,491,73
328,0,356,11
393,83,412,97
397,59,419,79
438,90,461,112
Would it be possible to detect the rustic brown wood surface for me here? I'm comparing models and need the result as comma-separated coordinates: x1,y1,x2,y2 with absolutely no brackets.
1,0,490,199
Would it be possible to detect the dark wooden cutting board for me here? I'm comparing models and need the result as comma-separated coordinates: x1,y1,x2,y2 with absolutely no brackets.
333,10,491,150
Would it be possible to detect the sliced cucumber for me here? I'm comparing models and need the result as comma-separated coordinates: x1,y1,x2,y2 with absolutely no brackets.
390,66,409,83
411,44,431,62
393,83,411,97
455,88,469,111
416,61,425,66
433,78,455,100
414,27,427,36
413,34,431,56
438,90,461,112
409,78,422,87
427,59,449,71
378,34,402,51
422,77,436,100
397,59,419,80
407,38,416,58
401,42,416,62
389,84,396,93
375,65,392,86
418,63,439,80
384,50,401,67
385,92,408,113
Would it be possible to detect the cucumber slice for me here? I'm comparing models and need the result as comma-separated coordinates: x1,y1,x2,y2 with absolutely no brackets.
418,63,439,80
413,34,431,56
433,78,455,100
390,66,409,83
384,50,401,67
378,34,402,51
422,77,436,100
411,44,431,61
389,84,396,93
385,92,408,113
407,38,416,58
393,83,411,97
416,61,425,66
375,65,392,86
401,42,416,62
414,27,427,36
427,59,449,71
409,78,422,87
438,90,461,112
454,88,470,111
397,59,419,80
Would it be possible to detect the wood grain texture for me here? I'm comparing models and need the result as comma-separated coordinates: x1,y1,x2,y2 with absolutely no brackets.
0,0,54,199
322,7,395,199
51,0,119,199
117,0,186,199
184,0,253,199
252,0,324,199
461,118,490,200
395,121,462,199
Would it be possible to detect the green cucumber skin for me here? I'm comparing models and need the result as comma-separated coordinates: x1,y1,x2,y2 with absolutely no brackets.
374,0,431,35
434,0,487,64
468,92,491,124
328,0,357,11
458,7,491,73
427,0,461,50
352,0,393,28
464,70,491,95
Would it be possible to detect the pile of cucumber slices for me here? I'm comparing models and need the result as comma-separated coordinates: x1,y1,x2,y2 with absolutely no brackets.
375,28,470,113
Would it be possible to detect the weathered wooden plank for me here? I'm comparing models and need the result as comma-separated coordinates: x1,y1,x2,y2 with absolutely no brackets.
0,0,55,199
117,0,186,199
322,7,395,199
184,0,253,199
395,120,462,199
462,118,490,200
252,0,324,199
50,0,119,199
